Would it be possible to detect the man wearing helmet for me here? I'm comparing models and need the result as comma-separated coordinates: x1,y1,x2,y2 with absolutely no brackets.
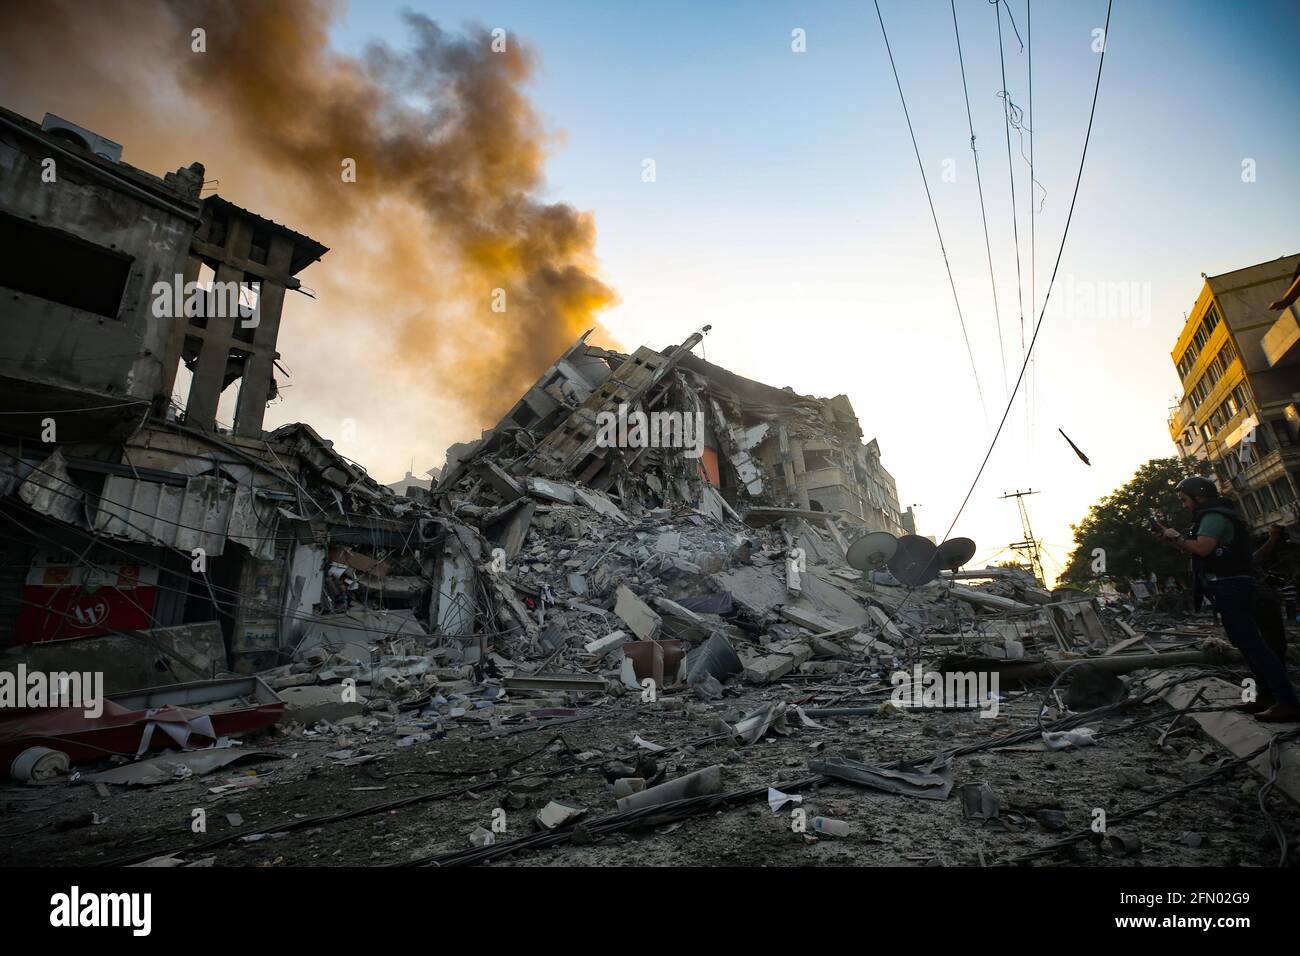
1158,476,1299,722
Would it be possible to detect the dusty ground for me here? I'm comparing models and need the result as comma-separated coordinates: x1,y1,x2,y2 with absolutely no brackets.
4,650,1299,869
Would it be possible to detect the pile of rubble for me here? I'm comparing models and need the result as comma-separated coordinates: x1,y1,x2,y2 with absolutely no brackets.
253,329,1144,743
6,330,1298,869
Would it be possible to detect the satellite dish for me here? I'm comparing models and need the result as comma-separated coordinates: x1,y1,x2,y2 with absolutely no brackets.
936,537,977,571
887,535,941,587
846,532,898,572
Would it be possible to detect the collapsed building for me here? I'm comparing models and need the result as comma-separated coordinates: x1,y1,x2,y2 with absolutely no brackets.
439,328,914,534
0,104,916,693
2,108,1297,870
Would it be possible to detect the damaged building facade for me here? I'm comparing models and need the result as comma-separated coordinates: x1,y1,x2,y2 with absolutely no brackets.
0,104,913,693
0,107,432,686
440,329,913,536
1167,253,1300,535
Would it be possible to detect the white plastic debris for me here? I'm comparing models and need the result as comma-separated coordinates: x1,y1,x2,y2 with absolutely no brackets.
767,787,803,813
1042,727,1098,750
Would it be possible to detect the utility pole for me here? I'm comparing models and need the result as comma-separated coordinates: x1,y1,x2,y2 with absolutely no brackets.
999,489,1044,585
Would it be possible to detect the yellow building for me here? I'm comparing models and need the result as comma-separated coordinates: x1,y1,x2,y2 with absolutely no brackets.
1167,253,1300,534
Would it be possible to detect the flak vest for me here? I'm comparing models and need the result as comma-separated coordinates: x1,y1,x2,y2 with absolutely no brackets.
1187,499,1255,584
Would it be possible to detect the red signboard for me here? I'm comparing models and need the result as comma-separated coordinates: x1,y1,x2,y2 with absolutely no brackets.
14,554,159,644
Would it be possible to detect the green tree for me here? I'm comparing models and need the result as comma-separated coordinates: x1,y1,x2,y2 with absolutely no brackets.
1059,457,1206,591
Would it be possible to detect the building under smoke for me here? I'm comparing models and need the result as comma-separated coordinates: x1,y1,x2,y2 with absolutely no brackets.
0,104,910,682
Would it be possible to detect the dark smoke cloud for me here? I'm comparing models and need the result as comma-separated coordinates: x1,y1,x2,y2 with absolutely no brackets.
0,0,618,429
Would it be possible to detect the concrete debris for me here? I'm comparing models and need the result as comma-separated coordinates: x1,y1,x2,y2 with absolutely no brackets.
535,801,587,830
614,585,662,641
584,630,628,658
279,686,367,725
81,750,283,787
959,782,1001,822
1042,728,1098,750
2,198,1295,868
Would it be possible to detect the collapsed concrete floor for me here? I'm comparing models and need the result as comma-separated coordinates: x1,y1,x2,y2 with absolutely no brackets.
4,626,1299,868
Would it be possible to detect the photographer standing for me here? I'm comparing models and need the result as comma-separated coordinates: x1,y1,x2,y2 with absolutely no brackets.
1159,476,1299,722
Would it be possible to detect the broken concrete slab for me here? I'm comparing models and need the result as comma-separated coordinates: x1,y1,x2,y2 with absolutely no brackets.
653,597,705,628
1149,673,1300,804
655,530,681,554
535,801,587,830
82,749,284,787
780,606,838,633
572,485,627,523
526,477,577,504
475,460,525,501
709,565,787,617
867,606,907,643
504,673,608,693
279,685,366,724
798,570,872,627
615,765,723,813
492,500,536,560
741,642,810,685
585,630,628,658
615,585,661,640
949,586,1033,612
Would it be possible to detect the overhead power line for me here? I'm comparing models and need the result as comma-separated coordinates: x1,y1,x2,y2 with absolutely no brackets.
994,0,1028,364
873,0,989,424
1027,0,1037,454
951,0,1010,397
942,0,1114,543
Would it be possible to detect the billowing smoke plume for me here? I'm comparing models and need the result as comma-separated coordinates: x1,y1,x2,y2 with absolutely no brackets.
0,0,618,428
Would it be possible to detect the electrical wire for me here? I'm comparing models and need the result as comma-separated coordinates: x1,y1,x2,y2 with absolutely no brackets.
0,399,150,415
952,0,1010,398
941,0,1113,544
873,0,989,424
1026,0,1037,455
994,0,1027,365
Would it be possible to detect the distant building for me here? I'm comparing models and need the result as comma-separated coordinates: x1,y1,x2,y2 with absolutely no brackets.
1166,254,1300,534
387,468,438,497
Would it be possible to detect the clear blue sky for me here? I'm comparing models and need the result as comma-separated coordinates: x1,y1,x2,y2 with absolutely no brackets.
326,0,1299,576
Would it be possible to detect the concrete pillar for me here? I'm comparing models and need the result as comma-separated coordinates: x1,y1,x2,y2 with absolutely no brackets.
234,234,292,436
789,438,811,510
155,251,203,417
186,216,252,431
